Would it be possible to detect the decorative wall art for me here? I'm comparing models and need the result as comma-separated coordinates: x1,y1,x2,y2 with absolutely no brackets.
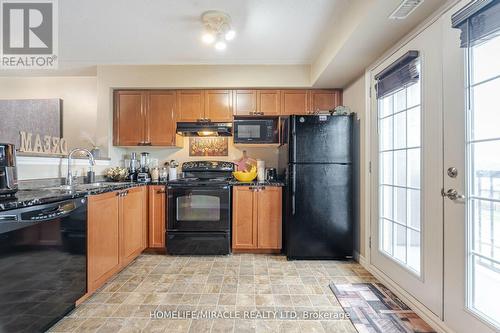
189,137,228,157
0,99,67,155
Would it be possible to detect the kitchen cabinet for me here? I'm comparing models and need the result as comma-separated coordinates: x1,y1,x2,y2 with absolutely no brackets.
257,187,282,249
232,186,282,251
114,90,176,146
147,91,176,146
309,89,342,113
233,90,280,116
88,191,120,293
114,90,145,146
281,90,309,115
232,186,258,249
176,90,205,121
87,186,147,293
120,186,147,266
148,185,166,248
204,89,233,121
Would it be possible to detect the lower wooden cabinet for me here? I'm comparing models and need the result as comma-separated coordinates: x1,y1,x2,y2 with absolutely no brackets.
120,187,147,266
232,186,282,251
87,191,121,293
148,185,166,248
87,186,147,293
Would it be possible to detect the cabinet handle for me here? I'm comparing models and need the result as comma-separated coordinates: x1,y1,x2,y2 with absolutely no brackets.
143,141,152,146
157,189,166,194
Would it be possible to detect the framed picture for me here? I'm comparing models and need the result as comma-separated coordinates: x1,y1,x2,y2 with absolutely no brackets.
189,137,228,156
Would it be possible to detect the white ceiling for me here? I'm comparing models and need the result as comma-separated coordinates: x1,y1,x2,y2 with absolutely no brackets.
60,0,345,65
6,0,450,87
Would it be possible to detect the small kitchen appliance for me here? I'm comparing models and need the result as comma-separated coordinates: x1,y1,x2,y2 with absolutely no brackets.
137,152,151,183
0,143,18,197
233,117,279,144
265,168,277,181
167,161,234,255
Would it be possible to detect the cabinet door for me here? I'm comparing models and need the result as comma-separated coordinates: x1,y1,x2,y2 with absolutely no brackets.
205,90,233,121
232,187,258,249
148,185,166,248
147,91,176,146
257,90,281,115
309,89,342,112
257,187,282,249
281,90,309,115
120,186,146,266
176,90,205,121
233,90,257,116
113,90,146,146
88,191,120,293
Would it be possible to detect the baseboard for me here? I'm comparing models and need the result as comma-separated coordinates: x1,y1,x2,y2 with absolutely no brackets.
357,256,454,333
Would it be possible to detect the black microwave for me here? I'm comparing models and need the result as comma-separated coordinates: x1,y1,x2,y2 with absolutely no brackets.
233,117,280,144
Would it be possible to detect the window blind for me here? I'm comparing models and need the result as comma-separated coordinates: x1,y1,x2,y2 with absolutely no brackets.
375,51,420,99
452,0,500,48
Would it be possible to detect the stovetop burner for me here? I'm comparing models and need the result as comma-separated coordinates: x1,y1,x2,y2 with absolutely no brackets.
168,161,234,187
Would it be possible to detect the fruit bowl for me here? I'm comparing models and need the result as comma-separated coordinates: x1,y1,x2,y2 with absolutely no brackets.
233,170,257,182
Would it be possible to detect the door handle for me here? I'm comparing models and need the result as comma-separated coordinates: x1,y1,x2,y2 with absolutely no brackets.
442,188,465,201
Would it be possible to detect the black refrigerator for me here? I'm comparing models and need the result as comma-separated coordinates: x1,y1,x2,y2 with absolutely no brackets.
278,114,353,260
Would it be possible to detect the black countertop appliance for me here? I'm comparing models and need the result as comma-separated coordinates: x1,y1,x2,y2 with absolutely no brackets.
0,143,18,197
278,114,354,260
0,197,87,332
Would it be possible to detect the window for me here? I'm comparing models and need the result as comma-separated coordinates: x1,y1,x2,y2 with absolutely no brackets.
376,52,421,275
453,0,500,327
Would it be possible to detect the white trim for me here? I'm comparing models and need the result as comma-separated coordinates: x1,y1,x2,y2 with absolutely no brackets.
358,257,454,333
17,156,111,166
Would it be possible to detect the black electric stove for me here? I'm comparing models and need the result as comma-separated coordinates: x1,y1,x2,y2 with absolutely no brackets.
166,161,234,255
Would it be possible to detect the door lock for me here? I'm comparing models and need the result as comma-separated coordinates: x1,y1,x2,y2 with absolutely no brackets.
447,167,458,178
441,188,465,201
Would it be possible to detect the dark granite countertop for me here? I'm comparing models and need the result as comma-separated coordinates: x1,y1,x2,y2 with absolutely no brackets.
229,180,284,187
0,182,147,212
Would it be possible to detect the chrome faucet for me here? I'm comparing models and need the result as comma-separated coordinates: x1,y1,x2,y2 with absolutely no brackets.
66,148,95,186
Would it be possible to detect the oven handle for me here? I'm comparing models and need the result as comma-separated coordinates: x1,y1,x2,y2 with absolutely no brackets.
167,185,230,190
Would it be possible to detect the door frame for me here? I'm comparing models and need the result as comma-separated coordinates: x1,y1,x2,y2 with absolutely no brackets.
358,1,461,332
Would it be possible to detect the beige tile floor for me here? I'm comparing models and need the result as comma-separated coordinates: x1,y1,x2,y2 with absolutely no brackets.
50,253,377,333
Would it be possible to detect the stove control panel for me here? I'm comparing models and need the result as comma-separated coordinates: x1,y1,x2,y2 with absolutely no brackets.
182,161,235,172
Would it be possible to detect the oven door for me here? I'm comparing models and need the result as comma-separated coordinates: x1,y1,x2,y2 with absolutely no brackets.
233,117,279,144
167,185,230,232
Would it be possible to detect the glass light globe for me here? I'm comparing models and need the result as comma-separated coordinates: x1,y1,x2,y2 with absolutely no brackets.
215,40,227,50
202,32,215,44
225,30,236,41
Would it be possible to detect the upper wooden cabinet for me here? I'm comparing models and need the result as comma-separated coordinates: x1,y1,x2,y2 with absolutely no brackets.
232,186,282,251
114,91,146,146
204,90,233,122
148,185,166,249
233,90,280,116
309,89,342,113
233,90,257,116
281,90,309,115
147,91,176,146
114,90,176,146
176,90,205,122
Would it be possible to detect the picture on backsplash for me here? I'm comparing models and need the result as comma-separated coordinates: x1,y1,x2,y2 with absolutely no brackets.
189,137,228,156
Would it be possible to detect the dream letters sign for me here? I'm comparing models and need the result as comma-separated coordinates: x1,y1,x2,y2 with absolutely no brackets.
0,0,58,69
19,131,68,155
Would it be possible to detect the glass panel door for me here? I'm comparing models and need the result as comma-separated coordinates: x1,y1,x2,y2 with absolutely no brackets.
467,33,500,327
378,76,422,274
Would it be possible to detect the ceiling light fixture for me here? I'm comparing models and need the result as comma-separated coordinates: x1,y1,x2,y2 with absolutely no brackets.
201,10,236,51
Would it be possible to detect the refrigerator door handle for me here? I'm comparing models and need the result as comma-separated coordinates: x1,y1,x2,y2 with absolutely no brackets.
291,164,296,215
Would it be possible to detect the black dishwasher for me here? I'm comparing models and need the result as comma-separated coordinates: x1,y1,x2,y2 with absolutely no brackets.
0,197,87,333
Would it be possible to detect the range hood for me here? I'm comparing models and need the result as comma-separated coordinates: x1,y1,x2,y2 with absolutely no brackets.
176,121,233,137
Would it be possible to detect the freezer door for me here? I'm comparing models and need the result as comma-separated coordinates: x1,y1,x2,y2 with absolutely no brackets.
291,115,353,164
287,163,353,259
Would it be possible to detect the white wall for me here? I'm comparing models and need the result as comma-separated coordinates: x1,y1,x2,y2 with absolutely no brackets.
342,75,367,257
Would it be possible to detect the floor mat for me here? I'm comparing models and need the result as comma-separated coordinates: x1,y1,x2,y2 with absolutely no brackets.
329,282,436,333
